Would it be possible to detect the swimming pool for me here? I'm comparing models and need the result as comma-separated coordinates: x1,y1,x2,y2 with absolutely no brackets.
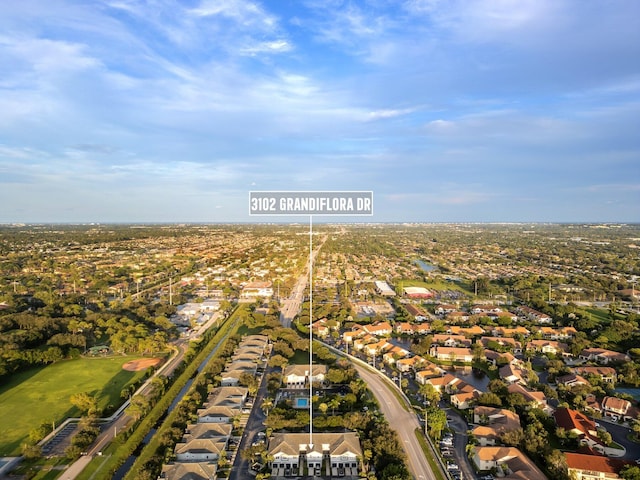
294,397,309,408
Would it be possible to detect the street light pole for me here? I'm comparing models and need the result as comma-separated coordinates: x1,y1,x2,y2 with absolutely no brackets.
424,408,428,436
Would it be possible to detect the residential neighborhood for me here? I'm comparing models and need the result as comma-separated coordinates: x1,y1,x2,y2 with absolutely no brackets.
1,223,639,480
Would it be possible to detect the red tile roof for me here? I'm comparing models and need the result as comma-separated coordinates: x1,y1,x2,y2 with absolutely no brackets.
565,452,631,474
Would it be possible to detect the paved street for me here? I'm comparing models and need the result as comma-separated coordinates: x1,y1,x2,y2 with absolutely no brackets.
444,407,477,480
354,363,438,480
598,418,640,461
229,364,270,480
279,233,326,328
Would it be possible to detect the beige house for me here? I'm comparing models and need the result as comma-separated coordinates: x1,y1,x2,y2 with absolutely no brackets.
284,365,328,389
429,345,474,363
448,325,486,337
450,388,481,410
432,334,471,347
573,366,617,384
174,438,226,462
478,337,522,354
579,348,631,365
499,363,528,385
424,373,459,393
363,339,391,357
363,321,393,336
526,339,570,356
160,461,217,480
601,396,632,421
240,281,273,298
395,355,426,373
472,447,547,480
472,407,521,447
268,432,362,478
382,345,411,365
415,364,445,384
506,383,552,413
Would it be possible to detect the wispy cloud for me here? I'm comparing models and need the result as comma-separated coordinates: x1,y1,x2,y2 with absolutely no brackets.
366,108,418,121
0,0,638,222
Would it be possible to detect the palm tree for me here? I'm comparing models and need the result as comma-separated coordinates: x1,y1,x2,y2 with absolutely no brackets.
419,382,441,405
261,397,274,417
328,397,341,416
360,449,372,475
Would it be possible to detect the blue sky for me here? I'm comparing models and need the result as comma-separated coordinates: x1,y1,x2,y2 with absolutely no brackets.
1,0,639,223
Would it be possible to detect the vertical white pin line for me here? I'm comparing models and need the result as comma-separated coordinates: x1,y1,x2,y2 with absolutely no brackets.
309,214,313,449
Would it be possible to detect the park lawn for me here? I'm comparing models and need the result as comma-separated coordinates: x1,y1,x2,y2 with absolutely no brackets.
579,307,611,324
0,356,147,456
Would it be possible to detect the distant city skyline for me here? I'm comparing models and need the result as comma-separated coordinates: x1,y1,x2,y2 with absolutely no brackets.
1,1,639,223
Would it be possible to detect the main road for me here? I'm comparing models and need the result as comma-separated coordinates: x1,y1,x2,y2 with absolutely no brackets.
279,233,326,328
353,363,438,480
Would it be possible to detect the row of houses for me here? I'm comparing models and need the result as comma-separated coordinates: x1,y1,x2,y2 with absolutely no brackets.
462,401,634,478
342,320,630,365
268,432,362,478
160,335,269,480
265,361,363,477
467,397,634,477
432,303,553,325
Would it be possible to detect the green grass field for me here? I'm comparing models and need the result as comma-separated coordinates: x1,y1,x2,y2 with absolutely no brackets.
398,277,471,294
0,356,148,456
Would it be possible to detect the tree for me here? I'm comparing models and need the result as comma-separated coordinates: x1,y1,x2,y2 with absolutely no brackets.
597,428,613,446
472,342,485,362
545,449,569,480
261,397,274,416
328,396,341,416
425,407,447,440
349,379,368,400
70,392,99,415
621,465,640,480
360,448,373,475
21,442,42,460
478,392,502,407
500,428,524,447
522,422,548,455
418,383,441,406
127,395,150,421
268,354,289,369
239,372,260,396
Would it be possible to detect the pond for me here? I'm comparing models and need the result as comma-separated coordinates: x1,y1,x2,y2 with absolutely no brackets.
415,260,438,272
448,366,490,392
614,387,640,402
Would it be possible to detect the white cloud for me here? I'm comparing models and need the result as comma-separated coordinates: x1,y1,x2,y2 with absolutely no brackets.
190,0,279,32
239,39,292,56
367,108,417,121
405,0,562,42
0,35,100,78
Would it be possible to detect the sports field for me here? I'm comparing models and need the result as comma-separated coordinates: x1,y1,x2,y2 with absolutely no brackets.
0,356,151,456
